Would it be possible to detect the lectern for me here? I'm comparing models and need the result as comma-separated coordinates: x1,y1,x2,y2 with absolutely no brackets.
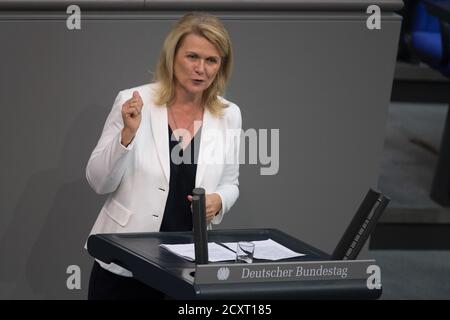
87,228,382,299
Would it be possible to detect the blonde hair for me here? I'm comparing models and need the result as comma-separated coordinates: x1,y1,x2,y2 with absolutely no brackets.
153,12,233,116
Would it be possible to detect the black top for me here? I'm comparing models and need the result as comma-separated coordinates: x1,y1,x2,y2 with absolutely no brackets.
159,126,201,232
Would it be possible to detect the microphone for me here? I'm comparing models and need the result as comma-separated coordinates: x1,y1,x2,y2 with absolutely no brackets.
192,188,208,264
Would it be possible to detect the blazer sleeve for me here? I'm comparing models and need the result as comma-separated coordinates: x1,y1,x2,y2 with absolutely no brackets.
211,104,242,224
86,90,135,194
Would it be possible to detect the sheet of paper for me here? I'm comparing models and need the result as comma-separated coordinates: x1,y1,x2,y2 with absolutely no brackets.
221,238,305,261
160,242,236,262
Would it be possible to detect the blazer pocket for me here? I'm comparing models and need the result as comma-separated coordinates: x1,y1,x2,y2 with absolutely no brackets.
104,198,132,227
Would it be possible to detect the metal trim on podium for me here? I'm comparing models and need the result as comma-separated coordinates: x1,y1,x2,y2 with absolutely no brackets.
87,228,382,299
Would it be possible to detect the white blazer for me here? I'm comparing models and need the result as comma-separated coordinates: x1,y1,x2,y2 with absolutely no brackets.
86,83,241,275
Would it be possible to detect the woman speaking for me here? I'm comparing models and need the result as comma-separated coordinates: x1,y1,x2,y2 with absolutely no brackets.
85,12,242,300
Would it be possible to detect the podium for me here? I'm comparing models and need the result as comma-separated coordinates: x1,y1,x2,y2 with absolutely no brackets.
87,228,382,299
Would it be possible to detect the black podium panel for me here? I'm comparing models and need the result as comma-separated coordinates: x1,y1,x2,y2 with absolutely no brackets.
87,229,381,299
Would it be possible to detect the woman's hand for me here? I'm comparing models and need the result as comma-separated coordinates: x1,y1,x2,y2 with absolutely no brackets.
121,91,143,146
187,193,222,223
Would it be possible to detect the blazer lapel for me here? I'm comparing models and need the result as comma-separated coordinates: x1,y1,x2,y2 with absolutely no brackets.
149,104,170,184
196,108,219,187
